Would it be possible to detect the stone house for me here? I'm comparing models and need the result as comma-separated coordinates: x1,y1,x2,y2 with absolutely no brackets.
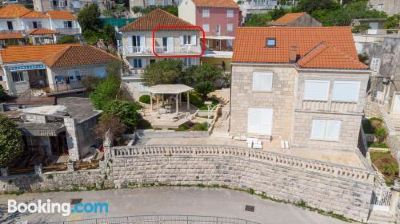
230,27,370,151
0,4,81,45
179,0,240,71
369,0,400,16
0,44,119,96
33,0,115,13
119,8,202,97
269,12,322,27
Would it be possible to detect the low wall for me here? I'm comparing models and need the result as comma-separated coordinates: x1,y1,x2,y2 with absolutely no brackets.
136,129,209,138
110,145,375,222
0,169,104,193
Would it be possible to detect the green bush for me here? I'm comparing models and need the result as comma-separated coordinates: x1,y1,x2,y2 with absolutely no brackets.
139,95,150,104
176,122,191,131
192,122,208,131
369,142,388,148
0,85,8,102
57,35,78,44
375,127,387,143
137,118,152,129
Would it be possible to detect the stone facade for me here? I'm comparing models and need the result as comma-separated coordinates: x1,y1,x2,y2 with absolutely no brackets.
369,0,400,16
230,63,370,151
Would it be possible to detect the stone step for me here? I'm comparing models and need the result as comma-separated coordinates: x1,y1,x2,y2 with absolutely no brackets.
368,211,396,224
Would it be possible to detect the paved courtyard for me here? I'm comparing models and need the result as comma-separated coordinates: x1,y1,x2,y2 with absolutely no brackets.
0,187,346,224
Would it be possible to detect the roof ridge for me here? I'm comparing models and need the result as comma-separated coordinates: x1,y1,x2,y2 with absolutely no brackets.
297,42,330,66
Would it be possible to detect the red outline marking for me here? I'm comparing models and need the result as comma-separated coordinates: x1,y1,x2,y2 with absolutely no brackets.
151,25,206,58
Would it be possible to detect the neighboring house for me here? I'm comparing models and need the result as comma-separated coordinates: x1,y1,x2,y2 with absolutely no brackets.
230,27,370,151
179,0,240,71
352,18,387,35
0,44,119,96
119,8,202,96
0,4,81,45
269,12,322,27
2,97,101,161
369,0,400,16
130,0,181,8
236,0,277,19
33,0,114,13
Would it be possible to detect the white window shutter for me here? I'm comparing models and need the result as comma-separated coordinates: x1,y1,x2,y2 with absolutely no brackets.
140,36,145,48
311,120,325,139
247,108,273,135
252,72,273,91
180,36,184,46
304,80,330,101
325,120,341,141
332,81,360,102
191,35,197,45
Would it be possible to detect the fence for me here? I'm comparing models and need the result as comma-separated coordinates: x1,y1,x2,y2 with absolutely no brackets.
49,215,261,224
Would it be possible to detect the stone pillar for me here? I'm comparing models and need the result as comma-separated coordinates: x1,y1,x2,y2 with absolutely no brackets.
187,92,190,110
1,167,8,177
34,164,42,176
67,161,75,171
150,93,153,111
64,117,80,161
176,94,179,114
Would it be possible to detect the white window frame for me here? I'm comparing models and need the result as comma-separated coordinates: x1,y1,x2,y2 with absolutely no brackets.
310,119,341,141
227,23,233,32
370,57,381,72
202,9,210,18
332,81,361,102
252,71,273,92
203,24,210,32
227,9,234,18
11,71,25,83
247,108,273,135
304,80,330,101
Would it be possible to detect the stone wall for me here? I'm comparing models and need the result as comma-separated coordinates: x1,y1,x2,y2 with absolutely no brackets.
110,145,375,222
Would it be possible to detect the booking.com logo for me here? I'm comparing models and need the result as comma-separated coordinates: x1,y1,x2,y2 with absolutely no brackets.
8,199,109,216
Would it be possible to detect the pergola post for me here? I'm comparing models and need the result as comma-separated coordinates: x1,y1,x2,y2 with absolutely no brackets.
175,94,179,114
150,93,153,111
156,94,159,109
187,91,190,110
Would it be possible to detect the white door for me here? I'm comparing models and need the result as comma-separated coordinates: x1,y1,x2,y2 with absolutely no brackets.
247,108,273,136
167,37,174,53
392,94,400,114
368,22,379,34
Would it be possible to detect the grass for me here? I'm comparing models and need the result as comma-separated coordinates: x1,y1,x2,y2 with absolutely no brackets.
368,142,389,148
370,150,399,185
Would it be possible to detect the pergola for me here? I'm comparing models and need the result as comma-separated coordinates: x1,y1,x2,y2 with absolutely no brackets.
148,84,193,114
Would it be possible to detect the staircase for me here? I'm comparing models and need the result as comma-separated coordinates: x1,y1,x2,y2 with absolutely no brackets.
368,210,396,224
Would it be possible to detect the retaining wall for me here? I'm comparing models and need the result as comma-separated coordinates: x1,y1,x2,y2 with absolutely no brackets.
110,145,376,222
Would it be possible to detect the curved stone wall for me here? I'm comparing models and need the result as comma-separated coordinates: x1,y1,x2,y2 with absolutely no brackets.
110,145,375,222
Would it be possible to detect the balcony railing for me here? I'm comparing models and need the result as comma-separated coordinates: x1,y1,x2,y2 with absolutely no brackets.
301,100,359,113
123,45,201,56
55,28,81,35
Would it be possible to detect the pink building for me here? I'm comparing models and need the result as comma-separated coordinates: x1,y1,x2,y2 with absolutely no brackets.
179,0,240,70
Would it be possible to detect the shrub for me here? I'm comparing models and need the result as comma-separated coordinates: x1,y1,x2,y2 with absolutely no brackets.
139,95,150,104
103,100,140,130
136,119,152,129
375,127,387,143
57,35,78,44
0,115,24,167
192,122,208,131
0,85,8,102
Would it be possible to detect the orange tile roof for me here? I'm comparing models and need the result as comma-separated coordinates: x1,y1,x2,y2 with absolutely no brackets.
272,12,306,25
232,26,368,70
192,0,239,8
46,10,76,20
29,28,57,35
0,4,31,18
121,8,194,31
21,11,48,19
0,31,24,40
0,44,119,68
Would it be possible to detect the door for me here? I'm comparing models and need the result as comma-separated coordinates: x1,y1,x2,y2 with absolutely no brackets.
392,93,400,114
167,37,174,53
368,22,379,34
247,108,273,136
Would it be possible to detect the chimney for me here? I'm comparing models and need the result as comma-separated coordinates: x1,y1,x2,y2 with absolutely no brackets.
289,45,298,63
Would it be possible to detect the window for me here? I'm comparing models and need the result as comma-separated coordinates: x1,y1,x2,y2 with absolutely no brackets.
181,35,196,45
266,38,276,47
133,59,142,68
202,9,210,18
0,76,3,81
11,71,25,82
370,57,381,72
227,24,233,32
311,120,341,141
52,0,57,6
63,21,73,28
32,21,42,29
7,21,13,30
304,80,330,101
247,108,273,135
203,24,210,32
252,71,273,91
332,81,360,102
227,9,234,18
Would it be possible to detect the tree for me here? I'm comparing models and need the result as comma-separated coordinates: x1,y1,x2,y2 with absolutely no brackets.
89,73,121,110
245,13,272,26
385,14,400,29
102,24,117,45
95,114,126,141
103,100,140,130
57,35,78,44
297,0,339,14
180,64,224,99
77,4,102,33
0,85,8,102
0,115,23,168
142,59,183,86
81,75,103,92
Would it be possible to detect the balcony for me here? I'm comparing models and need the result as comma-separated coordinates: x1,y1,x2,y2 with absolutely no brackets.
242,0,278,10
55,28,81,35
301,100,359,113
123,46,202,56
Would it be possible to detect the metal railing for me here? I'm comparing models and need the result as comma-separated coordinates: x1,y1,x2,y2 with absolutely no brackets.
123,46,201,55
49,215,261,224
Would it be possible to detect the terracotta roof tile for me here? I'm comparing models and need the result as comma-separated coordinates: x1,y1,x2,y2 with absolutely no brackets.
29,28,57,35
21,11,48,19
0,44,119,68
121,8,194,31
272,12,305,25
192,0,239,8
0,4,31,18
232,26,367,70
46,10,76,20
0,31,24,40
